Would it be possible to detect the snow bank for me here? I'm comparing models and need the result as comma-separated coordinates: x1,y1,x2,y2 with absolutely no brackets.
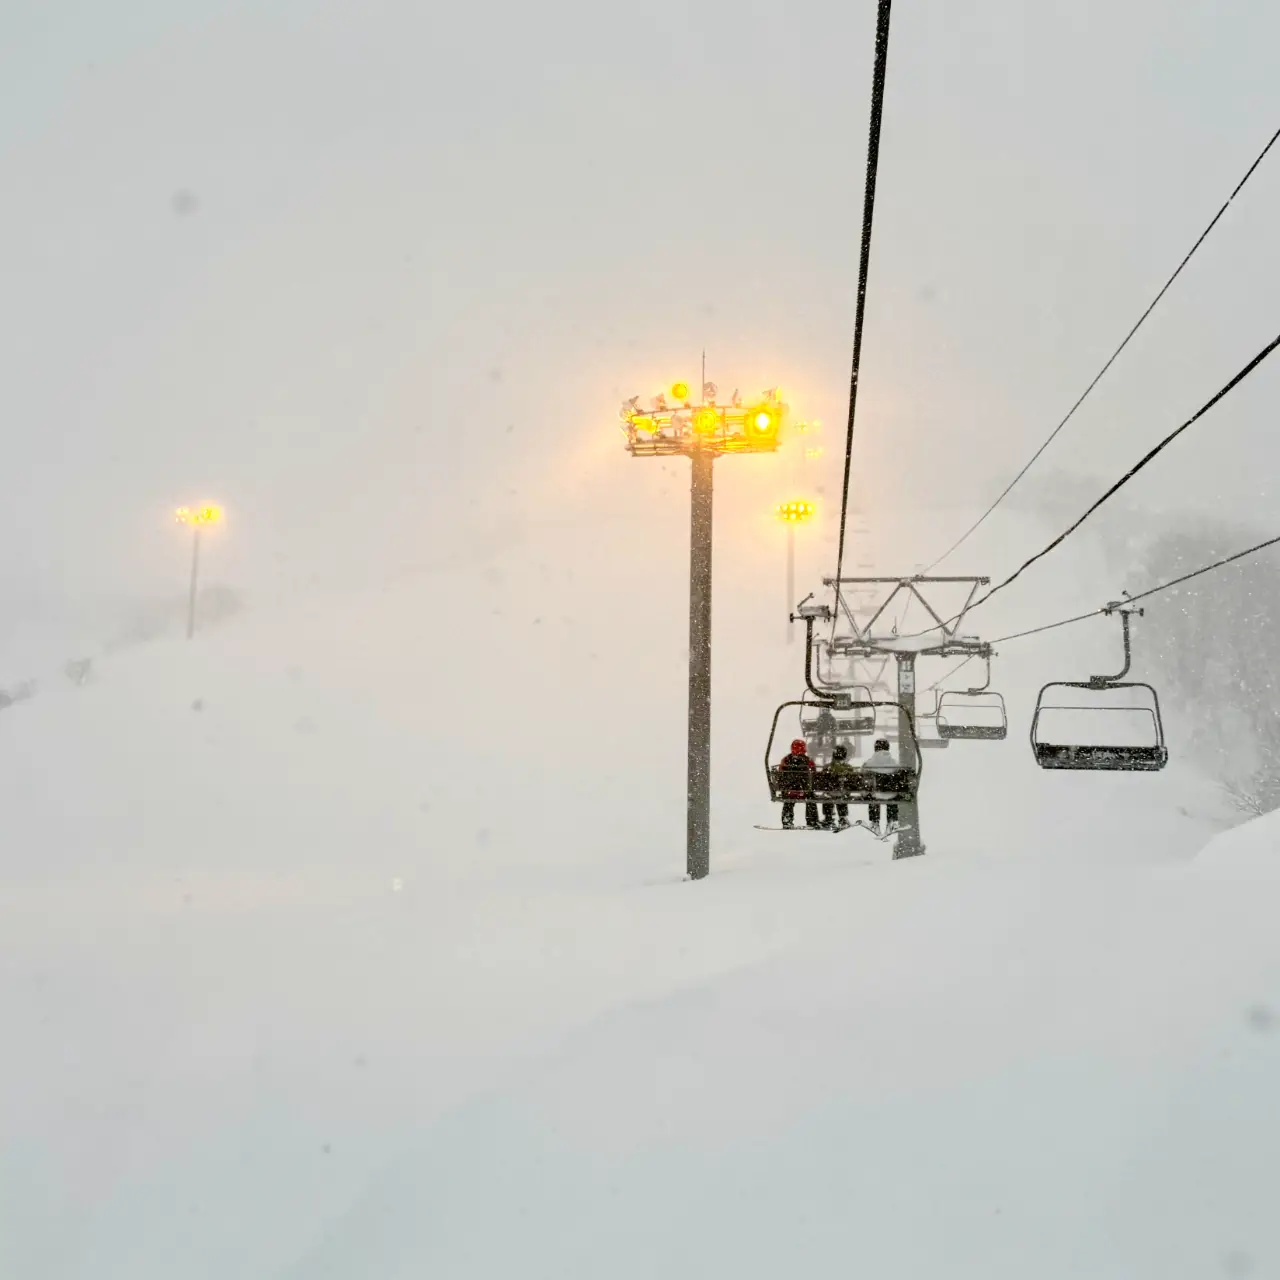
1197,803,1280,872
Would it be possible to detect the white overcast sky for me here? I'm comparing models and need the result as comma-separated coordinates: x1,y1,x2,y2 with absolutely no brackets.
1,0,1277,613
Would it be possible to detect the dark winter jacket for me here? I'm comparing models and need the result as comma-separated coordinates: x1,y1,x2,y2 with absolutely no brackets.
777,751,815,797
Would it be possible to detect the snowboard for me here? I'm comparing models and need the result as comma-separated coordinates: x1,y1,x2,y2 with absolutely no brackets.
755,822,895,841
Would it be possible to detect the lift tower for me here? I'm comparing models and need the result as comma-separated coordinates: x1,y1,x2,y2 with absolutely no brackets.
798,575,993,859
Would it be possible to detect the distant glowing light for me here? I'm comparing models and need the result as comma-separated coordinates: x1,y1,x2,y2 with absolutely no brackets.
693,406,719,434
671,381,690,401
776,499,817,523
175,503,224,526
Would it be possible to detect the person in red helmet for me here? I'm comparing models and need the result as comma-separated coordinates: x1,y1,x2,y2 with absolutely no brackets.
777,738,819,829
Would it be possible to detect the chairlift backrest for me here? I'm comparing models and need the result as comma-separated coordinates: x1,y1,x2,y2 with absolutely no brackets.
1030,681,1167,772
1029,607,1168,772
936,689,1008,742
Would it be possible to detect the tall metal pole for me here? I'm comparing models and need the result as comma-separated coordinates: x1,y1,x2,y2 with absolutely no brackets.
187,526,201,640
893,652,926,859
687,444,714,880
786,524,796,645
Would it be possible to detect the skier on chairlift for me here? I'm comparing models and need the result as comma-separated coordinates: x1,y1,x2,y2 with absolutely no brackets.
821,743,854,830
865,737,900,835
777,738,819,830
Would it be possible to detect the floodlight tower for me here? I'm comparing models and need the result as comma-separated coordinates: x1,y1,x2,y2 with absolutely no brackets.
620,379,788,880
775,499,816,644
174,503,224,639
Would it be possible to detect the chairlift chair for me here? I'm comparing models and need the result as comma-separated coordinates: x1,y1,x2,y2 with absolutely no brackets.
1030,604,1168,771
766,698,922,812
834,685,876,736
936,655,1008,741
800,686,876,751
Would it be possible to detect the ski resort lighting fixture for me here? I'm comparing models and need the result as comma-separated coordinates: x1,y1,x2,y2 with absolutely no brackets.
777,499,816,648
619,382,787,456
693,405,720,434
618,373,791,882
776,499,816,522
175,504,224,526
174,500,224,639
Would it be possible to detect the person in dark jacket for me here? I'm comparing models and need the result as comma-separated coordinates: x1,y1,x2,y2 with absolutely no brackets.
777,738,818,829
821,743,854,829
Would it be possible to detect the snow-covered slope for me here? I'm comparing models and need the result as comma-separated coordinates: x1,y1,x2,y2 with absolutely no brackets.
1,502,1268,1278
292,845,1280,1280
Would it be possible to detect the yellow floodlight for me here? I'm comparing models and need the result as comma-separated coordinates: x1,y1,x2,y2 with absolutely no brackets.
693,405,719,434
175,503,224,526
775,499,816,523
671,381,690,401
749,404,781,437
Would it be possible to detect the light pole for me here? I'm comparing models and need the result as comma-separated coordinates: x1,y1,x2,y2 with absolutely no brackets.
775,499,816,644
174,504,224,639
620,379,788,880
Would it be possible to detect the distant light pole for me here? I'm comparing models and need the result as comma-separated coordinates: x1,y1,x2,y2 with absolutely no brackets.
620,378,788,880
174,504,224,639
775,499,817,644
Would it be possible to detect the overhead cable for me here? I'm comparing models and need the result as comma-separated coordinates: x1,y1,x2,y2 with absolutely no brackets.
990,530,1280,646
925,123,1280,572
969,330,1280,612
833,0,894,600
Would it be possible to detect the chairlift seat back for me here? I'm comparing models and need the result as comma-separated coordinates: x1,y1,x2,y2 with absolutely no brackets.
1030,681,1168,773
936,690,1008,742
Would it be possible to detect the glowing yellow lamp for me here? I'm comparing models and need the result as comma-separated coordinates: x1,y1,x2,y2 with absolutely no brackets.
671,381,690,401
175,503,225,527
776,499,816,523
750,406,779,435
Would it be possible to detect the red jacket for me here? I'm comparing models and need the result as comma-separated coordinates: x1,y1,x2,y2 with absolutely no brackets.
778,751,815,797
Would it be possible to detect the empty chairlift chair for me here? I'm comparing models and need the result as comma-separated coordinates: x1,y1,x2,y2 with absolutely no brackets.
834,685,876,738
936,656,1008,742
800,687,876,760
1030,604,1168,772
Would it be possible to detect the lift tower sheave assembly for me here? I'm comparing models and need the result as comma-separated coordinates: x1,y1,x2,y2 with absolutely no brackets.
803,576,995,860
620,380,789,881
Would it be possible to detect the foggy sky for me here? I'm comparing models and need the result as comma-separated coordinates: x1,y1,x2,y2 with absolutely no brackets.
2,0,1277,616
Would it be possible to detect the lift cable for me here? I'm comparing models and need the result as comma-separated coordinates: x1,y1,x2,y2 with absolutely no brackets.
924,123,1280,574
989,530,1280,646
967,330,1280,613
925,655,973,692
889,328,1280,643
833,0,894,604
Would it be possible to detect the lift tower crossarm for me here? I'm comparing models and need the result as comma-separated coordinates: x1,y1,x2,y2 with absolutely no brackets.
824,575,990,648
